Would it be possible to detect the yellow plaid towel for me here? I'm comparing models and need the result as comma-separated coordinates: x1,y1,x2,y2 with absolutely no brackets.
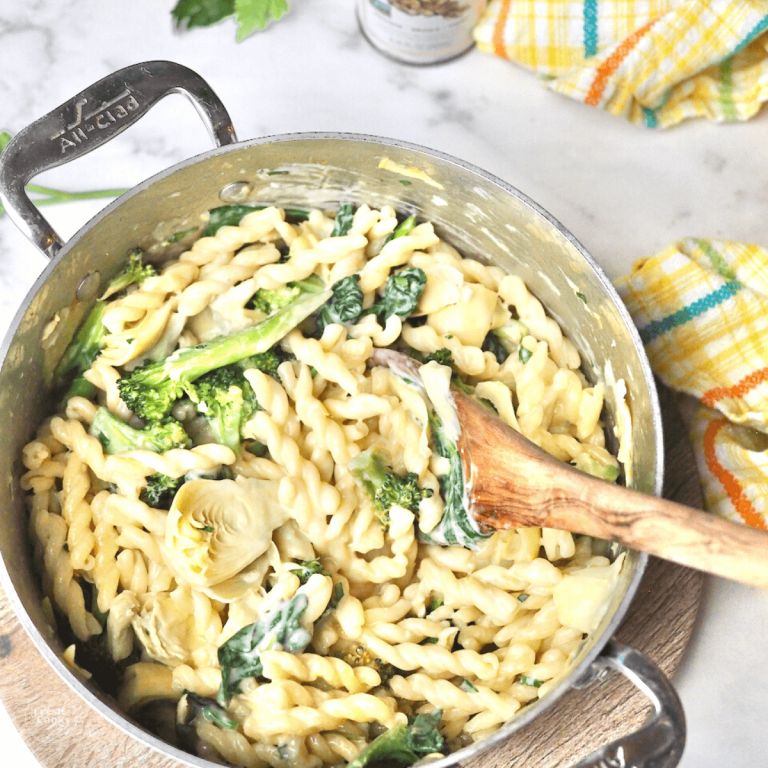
474,0,768,127
616,239,768,530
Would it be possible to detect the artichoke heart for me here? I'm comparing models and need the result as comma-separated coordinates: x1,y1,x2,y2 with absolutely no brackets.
166,477,289,588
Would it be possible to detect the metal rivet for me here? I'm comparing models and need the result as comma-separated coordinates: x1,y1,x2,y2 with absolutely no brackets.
219,182,252,203
75,271,101,301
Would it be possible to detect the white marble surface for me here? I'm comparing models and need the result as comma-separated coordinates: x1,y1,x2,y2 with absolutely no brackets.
1,1,767,766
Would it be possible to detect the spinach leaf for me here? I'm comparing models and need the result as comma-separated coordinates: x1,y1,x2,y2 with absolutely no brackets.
372,267,427,321
205,204,309,236
420,412,491,550
482,331,509,364
217,592,311,703
347,710,444,768
179,691,238,730
330,202,356,237
315,274,364,332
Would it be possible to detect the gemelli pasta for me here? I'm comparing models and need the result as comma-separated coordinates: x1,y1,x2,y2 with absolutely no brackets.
22,202,627,767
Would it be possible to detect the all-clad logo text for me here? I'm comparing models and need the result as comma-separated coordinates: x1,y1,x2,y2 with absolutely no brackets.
50,89,139,153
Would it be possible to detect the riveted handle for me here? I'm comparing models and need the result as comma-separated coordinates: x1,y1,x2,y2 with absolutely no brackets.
0,60,237,260
571,640,685,768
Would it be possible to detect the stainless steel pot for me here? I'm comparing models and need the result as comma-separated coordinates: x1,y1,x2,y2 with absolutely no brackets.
0,61,683,768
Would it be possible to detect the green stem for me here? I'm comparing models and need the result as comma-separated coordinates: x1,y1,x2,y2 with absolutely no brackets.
0,186,128,219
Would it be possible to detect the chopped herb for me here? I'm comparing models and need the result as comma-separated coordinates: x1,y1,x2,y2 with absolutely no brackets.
518,675,543,687
460,679,478,693
399,180,412,186
517,593,530,603
423,637,439,644
576,292,587,303
519,346,533,364
201,525,215,533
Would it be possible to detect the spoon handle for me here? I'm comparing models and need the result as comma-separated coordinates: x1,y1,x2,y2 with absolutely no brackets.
533,469,768,588
455,392,768,589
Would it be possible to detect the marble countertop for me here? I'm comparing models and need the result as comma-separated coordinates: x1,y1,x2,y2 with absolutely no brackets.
1,2,767,766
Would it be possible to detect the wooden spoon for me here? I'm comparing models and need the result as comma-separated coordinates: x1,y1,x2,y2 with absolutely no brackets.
374,350,768,589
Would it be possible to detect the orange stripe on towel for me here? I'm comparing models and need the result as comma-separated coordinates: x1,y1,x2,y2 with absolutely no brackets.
704,418,767,530
584,20,655,106
492,0,512,59
702,366,768,407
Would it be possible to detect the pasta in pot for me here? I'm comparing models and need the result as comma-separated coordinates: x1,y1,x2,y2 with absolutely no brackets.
21,202,626,767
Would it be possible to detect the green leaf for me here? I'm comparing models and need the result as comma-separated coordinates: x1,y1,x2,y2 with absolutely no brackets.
330,202,356,237
371,267,427,321
235,0,290,40
420,412,491,550
518,675,543,687
218,592,311,703
482,331,509,364
315,274,364,332
172,0,235,29
205,204,308,236
519,346,533,364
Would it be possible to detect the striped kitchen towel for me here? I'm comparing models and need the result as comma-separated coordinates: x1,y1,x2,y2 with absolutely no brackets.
474,0,768,127
616,239,768,530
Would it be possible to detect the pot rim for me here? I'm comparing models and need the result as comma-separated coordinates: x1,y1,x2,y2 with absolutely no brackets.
0,130,661,768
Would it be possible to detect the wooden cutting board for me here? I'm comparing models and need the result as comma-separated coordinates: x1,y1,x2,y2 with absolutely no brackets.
0,386,704,768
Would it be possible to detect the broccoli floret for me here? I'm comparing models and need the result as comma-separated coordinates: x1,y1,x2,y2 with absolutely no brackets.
118,288,330,421
185,350,285,454
250,274,325,317
339,644,398,683
141,473,185,510
101,248,156,300
186,364,260,455
239,349,283,379
347,710,445,768
348,449,432,530
90,407,191,454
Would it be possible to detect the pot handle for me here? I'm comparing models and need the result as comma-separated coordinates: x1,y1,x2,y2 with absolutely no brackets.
570,640,686,768
0,60,237,260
